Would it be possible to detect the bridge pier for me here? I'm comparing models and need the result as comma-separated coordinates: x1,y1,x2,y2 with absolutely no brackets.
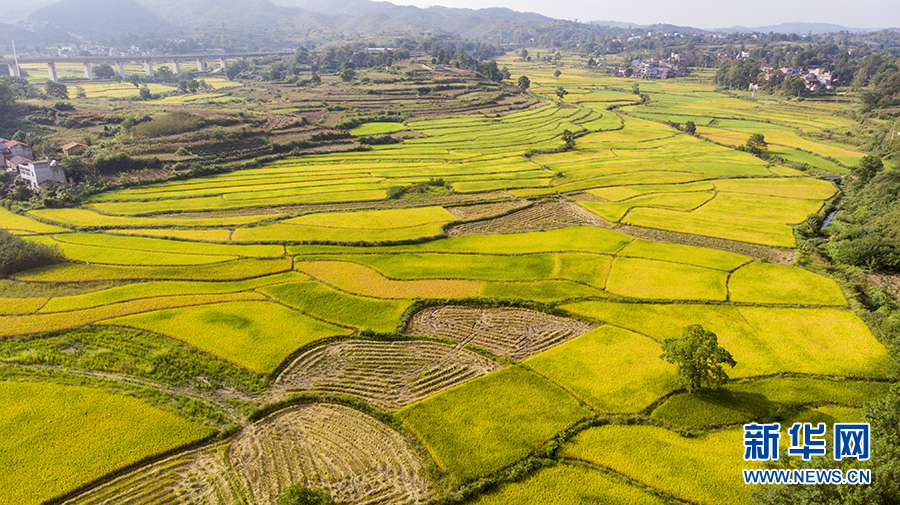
46,62,57,81
219,57,227,70
144,60,154,77
83,61,93,79
172,60,180,75
115,61,125,77
196,58,206,72
8,62,20,77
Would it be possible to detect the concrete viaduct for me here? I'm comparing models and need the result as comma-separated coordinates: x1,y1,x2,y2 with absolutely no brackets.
0,52,292,81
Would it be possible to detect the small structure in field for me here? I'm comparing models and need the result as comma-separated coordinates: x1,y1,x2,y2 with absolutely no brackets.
61,142,87,156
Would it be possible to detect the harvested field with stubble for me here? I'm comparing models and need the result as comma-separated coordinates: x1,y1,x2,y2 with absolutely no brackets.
65,404,435,505
405,305,596,360
271,340,502,410
447,201,607,236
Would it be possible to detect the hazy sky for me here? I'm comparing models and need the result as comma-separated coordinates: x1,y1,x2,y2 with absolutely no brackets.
395,0,898,29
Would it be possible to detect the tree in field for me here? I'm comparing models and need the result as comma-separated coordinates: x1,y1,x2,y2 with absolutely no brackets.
683,120,697,135
127,74,142,88
660,325,736,393
517,75,530,91
92,63,116,79
745,133,768,156
44,80,68,99
277,484,335,505
631,82,640,95
554,69,561,78
556,86,568,100
519,48,528,60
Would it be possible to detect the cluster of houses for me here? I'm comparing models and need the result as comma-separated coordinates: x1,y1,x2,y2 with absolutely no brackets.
1,139,68,192
772,65,835,92
618,59,681,79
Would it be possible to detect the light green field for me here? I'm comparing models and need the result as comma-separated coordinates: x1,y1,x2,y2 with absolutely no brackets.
349,122,407,135
13,258,293,283
101,300,352,373
0,381,214,505
39,272,306,313
468,463,669,505
398,366,590,482
0,292,267,338
616,239,750,271
560,425,753,505
258,281,413,332
526,326,678,412
604,257,728,301
728,261,847,306
651,377,892,428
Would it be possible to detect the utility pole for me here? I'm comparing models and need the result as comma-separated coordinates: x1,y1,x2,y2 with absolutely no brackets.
12,39,19,73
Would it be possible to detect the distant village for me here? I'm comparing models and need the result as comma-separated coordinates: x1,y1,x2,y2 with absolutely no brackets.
1,139,72,192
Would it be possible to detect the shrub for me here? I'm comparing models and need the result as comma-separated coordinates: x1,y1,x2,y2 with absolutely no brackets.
0,228,64,277
133,112,204,138
277,484,335,505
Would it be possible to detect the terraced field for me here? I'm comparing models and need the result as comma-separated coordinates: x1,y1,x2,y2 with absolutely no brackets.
406,306,596,360
65,404,435,505
272,340,502,410
2,53,891,505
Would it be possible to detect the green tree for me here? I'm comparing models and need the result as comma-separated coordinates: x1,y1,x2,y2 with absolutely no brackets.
520,48,528,60
0,80,15,112
660,325,736,393
44,80,68,99
561,129,576,150
851,155,884,182
75,85,86,99
310,73,322,85
92,63,116,79
340,68,356,82
127,74,142,87
138,86,151,100
556,86,568,100
683,120,697,135
517,75,531,91
553,69,562,78
631,82,640,95
780,75,806,97
277,484,335,505
746,133,768,156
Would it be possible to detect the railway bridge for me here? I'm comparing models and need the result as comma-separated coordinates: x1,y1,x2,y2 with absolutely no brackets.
0,52,292,81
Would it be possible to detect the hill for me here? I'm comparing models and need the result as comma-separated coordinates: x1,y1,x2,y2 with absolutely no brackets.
27,0,172,39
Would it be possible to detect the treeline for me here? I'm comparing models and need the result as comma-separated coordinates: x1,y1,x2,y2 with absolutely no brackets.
714,43,900,109
825,156,900,271
0,228,63,277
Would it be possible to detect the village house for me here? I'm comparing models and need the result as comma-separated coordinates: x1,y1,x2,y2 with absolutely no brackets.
3,140,35,161
61,142,87,156
16,160,68,190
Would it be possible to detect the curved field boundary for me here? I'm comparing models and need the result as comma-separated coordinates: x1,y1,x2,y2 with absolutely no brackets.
447,201,607,236
65,403,435,505
406,305,596,360
271,339,502,411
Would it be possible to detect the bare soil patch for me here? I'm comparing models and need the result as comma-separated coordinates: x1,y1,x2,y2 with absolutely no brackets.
868,273,900,299
271,340,501,411
615,224,796,264
446,201,608,236
406,306,596,360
